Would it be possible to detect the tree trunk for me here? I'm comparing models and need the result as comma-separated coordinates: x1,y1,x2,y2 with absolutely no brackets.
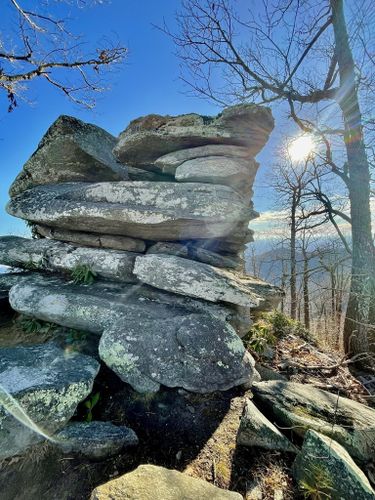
331,0,375,356
302,249,310,330
290,192,297,319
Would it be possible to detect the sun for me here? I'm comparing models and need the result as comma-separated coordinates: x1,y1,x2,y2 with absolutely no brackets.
288,135,315,162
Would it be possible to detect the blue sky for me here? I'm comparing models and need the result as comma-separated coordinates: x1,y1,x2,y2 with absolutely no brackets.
0,0,296,237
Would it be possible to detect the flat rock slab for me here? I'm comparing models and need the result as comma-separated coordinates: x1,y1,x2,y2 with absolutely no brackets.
155,144,252,175
134,254,263,307
293,430,374,499
0,236,138,283
9,115,128,197
54,421,138,460
9,278,257,394
36,225,146,253
147,241,243,270
7,181,255,243
90,464,242,499
114,104,274,167
237,399,297,453
253,380,375,462
175,156,257,196
0,343,99,459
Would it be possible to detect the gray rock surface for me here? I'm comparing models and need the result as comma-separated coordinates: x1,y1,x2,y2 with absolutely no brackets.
147,241,243,270
8,278,258,393
293,430,374,499
253,380,375,461
3,271,247,335
114,105,274,167
0,236,138,283
35,225,146,253
99,313,256,394
155,144,252,175
90,464,243,499
54,421,138,460
9,115,128,197
0,343,99,459
134,254,263,307
7,181,255,243
237,399,297,452
175,156,257,197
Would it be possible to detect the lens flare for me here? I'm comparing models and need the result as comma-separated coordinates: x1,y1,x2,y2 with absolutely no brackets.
288,135,315,161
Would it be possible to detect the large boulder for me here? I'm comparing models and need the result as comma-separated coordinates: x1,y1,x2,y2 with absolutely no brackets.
0,343,99,459
99,313,256,394
7,181,255,243
0,236,139,283
253,380,375,462
54,421,138,460
293,430,374,499
35,225,146,253
237,399,297,453
8,278,258,393
134,254,269,307
90,464,242,499
9,115,128,197
114,105,274,167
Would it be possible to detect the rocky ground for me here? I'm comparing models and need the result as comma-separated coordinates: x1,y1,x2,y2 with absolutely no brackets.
0,317,373,499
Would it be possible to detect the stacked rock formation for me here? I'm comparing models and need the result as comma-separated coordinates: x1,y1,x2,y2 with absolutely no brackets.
0,104,281,458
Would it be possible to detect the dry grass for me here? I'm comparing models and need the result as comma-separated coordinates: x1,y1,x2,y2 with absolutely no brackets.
0,319,53,348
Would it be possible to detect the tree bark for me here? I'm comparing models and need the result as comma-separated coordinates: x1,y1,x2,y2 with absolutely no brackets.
331,0,375,356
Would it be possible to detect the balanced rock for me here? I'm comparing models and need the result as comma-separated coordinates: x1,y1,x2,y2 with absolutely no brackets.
0,343,99,459
9,115,128,197
0,236,138,283
114,104,274,167
237,399,297,453
35,225,146,253
8,277,258,393
134,254,277,307
253,380,375,461
90,464,242,499
7,181,255,243
54,421,138,460
293,430,374,499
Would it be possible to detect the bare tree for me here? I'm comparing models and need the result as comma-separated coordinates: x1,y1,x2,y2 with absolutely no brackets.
169,0,375,358
1,0,127,110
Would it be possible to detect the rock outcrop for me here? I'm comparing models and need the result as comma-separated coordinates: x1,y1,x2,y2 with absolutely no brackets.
1,104,280,459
